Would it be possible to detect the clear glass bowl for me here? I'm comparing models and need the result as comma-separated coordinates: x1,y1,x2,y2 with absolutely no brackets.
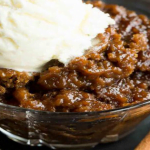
1,101,150,150
0,0,150,150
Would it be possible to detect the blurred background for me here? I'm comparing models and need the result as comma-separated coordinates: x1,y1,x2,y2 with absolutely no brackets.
103,0,150,16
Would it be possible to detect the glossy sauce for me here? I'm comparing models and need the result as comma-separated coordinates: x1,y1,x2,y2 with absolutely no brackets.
0,1,150,112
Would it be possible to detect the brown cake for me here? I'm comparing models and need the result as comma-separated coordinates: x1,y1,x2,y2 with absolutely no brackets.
0,0,150,112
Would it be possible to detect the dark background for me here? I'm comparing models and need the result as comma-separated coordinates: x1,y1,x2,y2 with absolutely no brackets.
0,0,150,150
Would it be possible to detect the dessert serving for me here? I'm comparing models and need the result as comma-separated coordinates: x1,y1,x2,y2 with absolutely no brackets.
0,0,150,149
0,0,149,113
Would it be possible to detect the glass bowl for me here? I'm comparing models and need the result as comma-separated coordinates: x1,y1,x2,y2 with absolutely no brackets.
0,0,150,150
1,101,150,150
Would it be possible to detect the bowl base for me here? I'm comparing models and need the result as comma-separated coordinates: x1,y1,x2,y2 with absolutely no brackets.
0,127,98,150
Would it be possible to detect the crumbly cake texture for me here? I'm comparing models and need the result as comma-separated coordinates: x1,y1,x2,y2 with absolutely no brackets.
0,1,150,112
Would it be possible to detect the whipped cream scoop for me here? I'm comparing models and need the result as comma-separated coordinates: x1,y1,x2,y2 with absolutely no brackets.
0,0,115,72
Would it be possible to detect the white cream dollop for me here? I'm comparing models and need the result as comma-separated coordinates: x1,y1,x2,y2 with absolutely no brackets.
0,0,115,72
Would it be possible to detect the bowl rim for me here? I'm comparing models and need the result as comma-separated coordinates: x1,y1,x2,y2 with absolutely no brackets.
0,100,150,115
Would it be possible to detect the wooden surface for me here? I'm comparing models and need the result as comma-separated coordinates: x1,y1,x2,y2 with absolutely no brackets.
135,131,150,150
